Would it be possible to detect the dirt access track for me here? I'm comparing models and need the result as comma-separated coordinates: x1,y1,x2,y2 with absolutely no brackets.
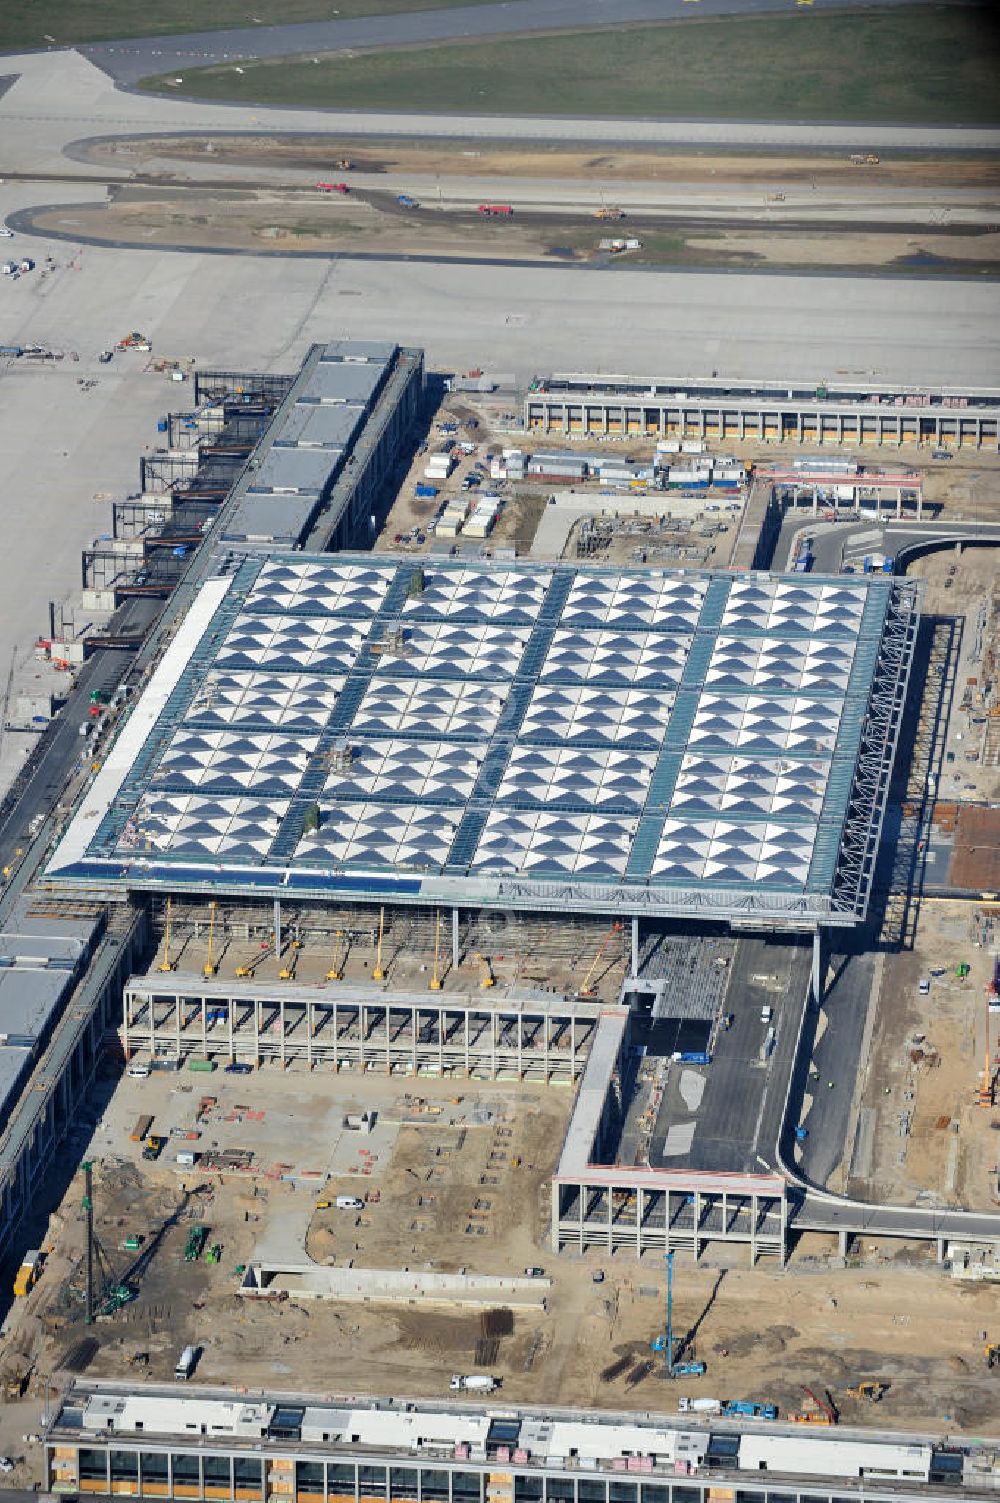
76,134,1000,191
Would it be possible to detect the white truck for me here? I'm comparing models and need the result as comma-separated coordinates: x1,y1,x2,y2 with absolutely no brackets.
450,1375,499,1393
677,1397,722,1415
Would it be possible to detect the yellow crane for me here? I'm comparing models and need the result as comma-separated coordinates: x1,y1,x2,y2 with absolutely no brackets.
372,907,386,982
158,897,176,972
475,952,495,989
278,937,302,981
429,911,442,991
579,923,623,997
202,901,218,979
326,928,346,982
235,934,279,978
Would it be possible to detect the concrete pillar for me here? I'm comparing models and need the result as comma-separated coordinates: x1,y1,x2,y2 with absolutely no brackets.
812,928,824,1007
551,1184,560,1254
838,1228,849,1258
636,1186,644,1255
693,1191,702,1262
452,907,460,969
274,898,282,958
631,917,639,978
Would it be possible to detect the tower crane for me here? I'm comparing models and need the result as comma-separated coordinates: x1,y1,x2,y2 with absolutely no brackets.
579,922,623,997
158,897,176,972
202,901,218,979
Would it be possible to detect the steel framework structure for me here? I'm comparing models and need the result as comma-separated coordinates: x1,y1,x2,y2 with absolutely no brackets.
829,578,921,920
122,975,600,1082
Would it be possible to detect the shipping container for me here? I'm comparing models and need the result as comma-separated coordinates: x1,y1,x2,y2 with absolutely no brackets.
13,1249,41,1297
130,1114,155,1143
187,1057,217,1073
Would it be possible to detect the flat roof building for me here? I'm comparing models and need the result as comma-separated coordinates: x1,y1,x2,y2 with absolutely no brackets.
45,555,918,933
45,1381,985,1501
220,341,423,551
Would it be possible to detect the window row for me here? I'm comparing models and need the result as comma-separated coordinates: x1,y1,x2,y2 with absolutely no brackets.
71,1452,868,1503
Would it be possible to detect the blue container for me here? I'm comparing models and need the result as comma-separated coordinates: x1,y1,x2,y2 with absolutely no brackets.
156,419,168,432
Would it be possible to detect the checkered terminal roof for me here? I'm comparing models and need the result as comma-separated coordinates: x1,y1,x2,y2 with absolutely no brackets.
45,553,915,926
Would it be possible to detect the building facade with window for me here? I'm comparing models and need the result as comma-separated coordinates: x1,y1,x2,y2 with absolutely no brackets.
45,1382,989,1503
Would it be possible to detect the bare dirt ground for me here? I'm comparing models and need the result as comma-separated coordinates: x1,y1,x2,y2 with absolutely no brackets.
152,908,632,1005
25,187,1000,272
854,900,999,1211
848,545,1000,1214
4,1059,1000,1459
80,135,1000,192
685,228,1000,267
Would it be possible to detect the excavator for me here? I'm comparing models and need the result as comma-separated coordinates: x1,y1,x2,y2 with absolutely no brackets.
986,1343,1000,1370
847,1380,889,1403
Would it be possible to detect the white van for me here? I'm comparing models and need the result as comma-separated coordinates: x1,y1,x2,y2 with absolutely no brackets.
127,1060,150,1079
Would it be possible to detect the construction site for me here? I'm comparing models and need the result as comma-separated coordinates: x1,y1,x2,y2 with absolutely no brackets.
0,340,999,1498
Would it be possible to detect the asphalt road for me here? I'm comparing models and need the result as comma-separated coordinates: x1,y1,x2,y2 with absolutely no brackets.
0,648,128,882
795,944,876,1188
775,513,1000,575
649,936,810,1175
78,0,958,87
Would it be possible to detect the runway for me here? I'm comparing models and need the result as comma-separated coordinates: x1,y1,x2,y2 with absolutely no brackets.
2,46,999,180
77,0,972,89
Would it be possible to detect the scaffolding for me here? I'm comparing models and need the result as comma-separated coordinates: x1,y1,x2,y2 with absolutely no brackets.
122,975,600,1082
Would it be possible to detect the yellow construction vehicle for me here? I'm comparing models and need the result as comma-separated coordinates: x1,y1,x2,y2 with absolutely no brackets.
595,207,625,221
429,911,443,991
372,906,386,982
235,940,275,979
326,929,346,982
203,901,218,979
278,941,301,982
159,897,176,972
847,1380,888,1403
986,1343,1000,1369
475,952,495,989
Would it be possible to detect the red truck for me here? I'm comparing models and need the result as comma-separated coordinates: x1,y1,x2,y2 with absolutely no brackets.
317,182,350,194
478,204,514,218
